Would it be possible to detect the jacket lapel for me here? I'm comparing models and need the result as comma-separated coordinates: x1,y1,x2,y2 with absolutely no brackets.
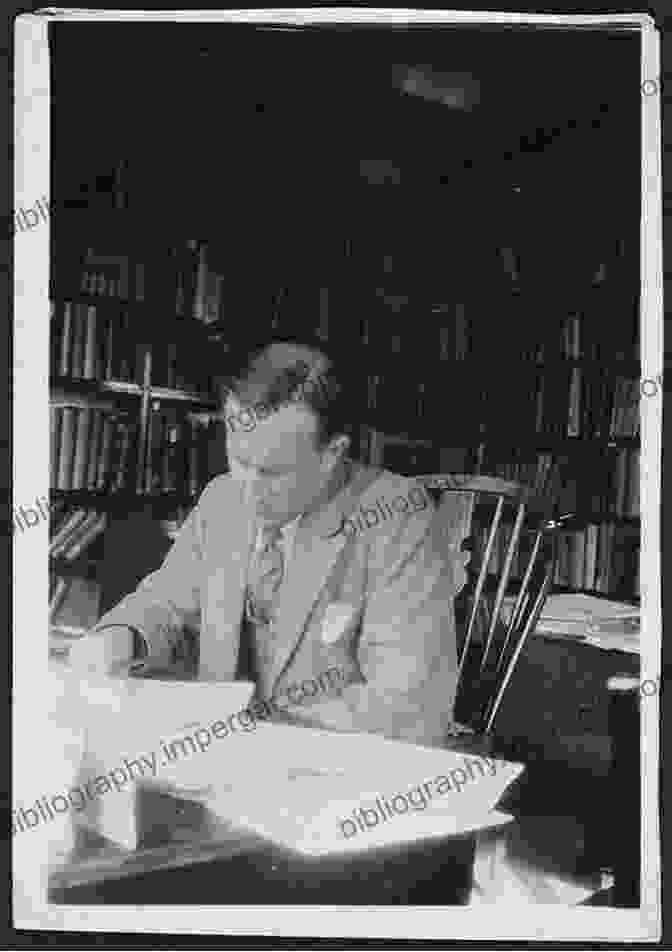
268,462,383,689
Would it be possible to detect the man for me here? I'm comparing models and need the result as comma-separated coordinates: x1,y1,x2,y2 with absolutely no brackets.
69,339,461,747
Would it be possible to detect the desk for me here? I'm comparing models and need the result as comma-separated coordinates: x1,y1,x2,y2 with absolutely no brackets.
493,634,640,774
46,640,633,906
48,787,476,905
490,635,641,903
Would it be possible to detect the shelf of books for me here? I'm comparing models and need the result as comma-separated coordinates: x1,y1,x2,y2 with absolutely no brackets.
49,222,230,632
357,233,641,604
49,194,642,642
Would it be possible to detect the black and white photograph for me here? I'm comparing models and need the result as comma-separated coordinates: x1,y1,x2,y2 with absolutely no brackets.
12,7,663,942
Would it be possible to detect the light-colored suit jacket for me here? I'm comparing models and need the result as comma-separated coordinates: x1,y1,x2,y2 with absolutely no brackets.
82,462,465,747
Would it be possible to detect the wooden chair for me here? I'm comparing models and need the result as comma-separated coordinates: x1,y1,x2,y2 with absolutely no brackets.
418,474,569,751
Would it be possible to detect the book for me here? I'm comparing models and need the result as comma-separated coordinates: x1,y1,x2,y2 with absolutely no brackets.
56,407,78,490
614,448,628,517
70,302,87,379
86,409,105,489
628,448,640,517
50,508,90,559
52,510,98,560
71,408,93,490
105,415,137,491
82,306,98,379
96,415,115,489
584,524,598,591
103,310,115,380
63,512,107,561
49,577,71,621
567,367,581,437
57,301,73,377
50,406,63,488
145,409,165,493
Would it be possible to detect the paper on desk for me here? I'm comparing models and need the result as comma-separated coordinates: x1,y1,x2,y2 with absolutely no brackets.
502,593,640,650
14,670,87,899
532,593,639,622
187,723,524,856
65,675,255,848
582,630,641,654
65,683,524,853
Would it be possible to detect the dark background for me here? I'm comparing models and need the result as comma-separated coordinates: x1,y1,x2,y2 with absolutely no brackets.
49,20,643,424
51,22,640,285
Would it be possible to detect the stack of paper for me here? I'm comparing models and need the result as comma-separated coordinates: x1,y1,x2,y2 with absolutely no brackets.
48,676,525,854
70,676,255,848
203,723,523,856
503,593,640,652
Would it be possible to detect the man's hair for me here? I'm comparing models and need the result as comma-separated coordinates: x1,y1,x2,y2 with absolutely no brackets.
225,338,353,447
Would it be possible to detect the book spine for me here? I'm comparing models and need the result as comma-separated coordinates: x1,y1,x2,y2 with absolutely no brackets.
567,367,581,437
63,512,107,561
193,242,208,321
145,410,164,493
96,416,115,489
50,300,62,372
50,406,63,489
584,523,598,591
70,302,87,379
49,576,71,622
118,311,132,381
188,419,200,496
629,448,640,517
71,407,93,490
615,448,627,517
50,508,88,557
56,510,99,559
574,529,585,591
86,409,104,489
605,523,615,593
82,306,97,379
56,407,78,490
162,421,184,493
104,311,115,380
114,420,136,490
58,302,73,377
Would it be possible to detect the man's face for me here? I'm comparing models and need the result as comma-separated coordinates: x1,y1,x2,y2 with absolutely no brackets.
225,395,342,526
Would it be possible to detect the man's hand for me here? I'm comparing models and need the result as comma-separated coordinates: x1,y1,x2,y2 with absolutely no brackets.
66,625,136,677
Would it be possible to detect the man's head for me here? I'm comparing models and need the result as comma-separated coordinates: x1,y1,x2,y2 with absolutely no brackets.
224,340,351,526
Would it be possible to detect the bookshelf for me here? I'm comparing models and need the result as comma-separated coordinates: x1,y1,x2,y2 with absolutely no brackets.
49,182,642,633
49,212,228,625
350,224,641,604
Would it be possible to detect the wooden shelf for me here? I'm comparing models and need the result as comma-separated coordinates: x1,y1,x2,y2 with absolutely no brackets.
50,556,99,579
562,512,640,527
50,377,218,410
148,386,217,410
479,433,640,450
52,293,141,309
50,489,200,506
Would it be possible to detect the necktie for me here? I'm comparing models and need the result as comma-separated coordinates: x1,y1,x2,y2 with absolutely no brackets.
246,524,285,627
